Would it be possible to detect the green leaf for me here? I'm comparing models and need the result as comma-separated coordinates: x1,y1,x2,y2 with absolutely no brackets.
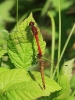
50,0,74,11
0,68,9,74
62,58,75,80
0,30,9,58
49,0,74,18
0,0,15,22
60,0,73,10
54,59,75,100
0,17,5,29
0,48,7,58
0,30,9,46
0,89,7,100
53,75,70,100
0,69,31,91
0,30,9,41
70,97,75,100
0,69,61,99
70,75,75,89
7,13,46,69
32,72,62,95
5,82,44,100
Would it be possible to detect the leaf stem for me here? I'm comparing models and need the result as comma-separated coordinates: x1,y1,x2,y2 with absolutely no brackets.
47,11,55,78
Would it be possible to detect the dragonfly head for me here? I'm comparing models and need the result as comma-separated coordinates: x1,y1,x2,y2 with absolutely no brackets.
29,21,34,27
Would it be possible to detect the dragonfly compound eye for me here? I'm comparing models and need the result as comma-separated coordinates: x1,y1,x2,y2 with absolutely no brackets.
29,22,34,26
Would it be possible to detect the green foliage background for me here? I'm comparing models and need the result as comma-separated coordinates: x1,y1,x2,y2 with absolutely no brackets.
0,0,75,100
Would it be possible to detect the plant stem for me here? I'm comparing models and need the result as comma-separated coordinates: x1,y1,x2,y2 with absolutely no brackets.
58,23,75,63
16,0,18,30
41,0,51,16
57,0,61,77
47,11,55,78
53,23,75,78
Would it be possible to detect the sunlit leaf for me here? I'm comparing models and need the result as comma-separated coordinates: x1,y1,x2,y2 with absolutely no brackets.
70,75,75,89
0,69,61,100
53,75,70,100
7,13,46,69
0,68,9,74
32,71,62,95
62,58,75,80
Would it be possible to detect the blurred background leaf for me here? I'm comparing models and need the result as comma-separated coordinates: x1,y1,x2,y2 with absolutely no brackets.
0,0,75,99
0,0,15,22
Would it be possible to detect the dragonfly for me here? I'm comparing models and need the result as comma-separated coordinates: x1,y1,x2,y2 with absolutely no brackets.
8,20,46,89
8,14,50,89
29,21,45,89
